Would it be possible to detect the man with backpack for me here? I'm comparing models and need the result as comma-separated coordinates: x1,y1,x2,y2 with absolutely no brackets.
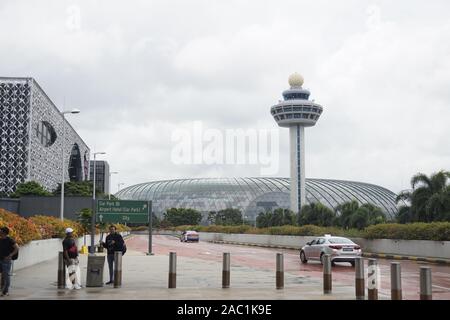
0,226,19,297
101,225,125,285
62,227,82,290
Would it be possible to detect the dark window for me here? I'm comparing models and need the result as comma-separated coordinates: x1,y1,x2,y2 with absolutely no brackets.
283,93,310,100
36,121,57,147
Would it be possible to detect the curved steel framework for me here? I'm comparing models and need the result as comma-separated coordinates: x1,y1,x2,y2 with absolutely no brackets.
116,178,399,220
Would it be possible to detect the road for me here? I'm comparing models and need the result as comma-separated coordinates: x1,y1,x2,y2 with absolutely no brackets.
127,234,450,300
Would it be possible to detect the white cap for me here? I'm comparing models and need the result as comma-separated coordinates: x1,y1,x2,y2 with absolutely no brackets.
65,227,74,234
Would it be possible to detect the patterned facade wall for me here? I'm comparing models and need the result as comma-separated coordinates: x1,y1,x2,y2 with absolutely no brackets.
0,79,31,194
29,80,90,192
0,77,90,194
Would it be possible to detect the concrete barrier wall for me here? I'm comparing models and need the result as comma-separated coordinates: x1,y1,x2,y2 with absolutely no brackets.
198,232,450,259
353,238,450,259
14,232,130,271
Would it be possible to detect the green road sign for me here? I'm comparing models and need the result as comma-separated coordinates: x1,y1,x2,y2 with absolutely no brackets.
96,200,150,223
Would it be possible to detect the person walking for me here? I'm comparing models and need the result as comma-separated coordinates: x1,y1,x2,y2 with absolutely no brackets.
62,227,82,290
101,225,125,285
0,226,19,297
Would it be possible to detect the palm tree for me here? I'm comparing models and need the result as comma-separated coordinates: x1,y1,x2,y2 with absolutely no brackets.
396,170,450,222
349,203,385,229
335,200,360,228
298,202,335,226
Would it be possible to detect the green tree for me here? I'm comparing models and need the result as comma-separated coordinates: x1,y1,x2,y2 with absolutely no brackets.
396,170,450,222
53,181,105,197
77,208,92,246
214,208,243,225
10,181,52,198
298,202,336,227
256,209,295,227
256,211,271,228
395,205,413,224
207,211,217,225
335,201,385,229
335,200,360,228
77,208,92,232
272,208,296,226
349,203,385,230
163,208,203,226
299,202,336,226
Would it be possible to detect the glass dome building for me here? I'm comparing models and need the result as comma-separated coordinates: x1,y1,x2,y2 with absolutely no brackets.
116,178,399,220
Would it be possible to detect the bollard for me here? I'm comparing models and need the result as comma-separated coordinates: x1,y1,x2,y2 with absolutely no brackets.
168,252,177,288
57,251,66,289
355,257,365,300
323,254,332,294
276,253,284,289
420,267,432,300
390,262,402,300
222,253,230,288
368,259,378,300
114,251,123,288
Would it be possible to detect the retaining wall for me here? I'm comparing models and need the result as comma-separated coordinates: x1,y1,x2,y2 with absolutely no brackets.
14,232,130,271
198,232,450,259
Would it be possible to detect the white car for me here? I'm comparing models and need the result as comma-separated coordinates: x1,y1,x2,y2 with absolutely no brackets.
300,235,362,266
180,230,199,242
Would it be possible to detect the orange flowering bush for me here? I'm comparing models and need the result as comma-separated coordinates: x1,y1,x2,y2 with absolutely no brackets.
113,224,131,232
0,209,87,245
0,209,41,245
29,215,83,238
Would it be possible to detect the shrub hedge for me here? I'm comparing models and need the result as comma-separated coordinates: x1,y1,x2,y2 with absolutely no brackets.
29,215,84,239
0,209,41,245
173,222,450,241
364,222,450,241
0,209,131,246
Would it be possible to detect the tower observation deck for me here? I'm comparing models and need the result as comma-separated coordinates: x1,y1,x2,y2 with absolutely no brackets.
270,73,324,212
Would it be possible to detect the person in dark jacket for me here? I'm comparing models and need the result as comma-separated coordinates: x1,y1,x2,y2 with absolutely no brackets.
101,225,124,284
0,226,19,297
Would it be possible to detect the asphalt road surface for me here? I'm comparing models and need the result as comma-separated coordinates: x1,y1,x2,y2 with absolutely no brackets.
127,234,450,300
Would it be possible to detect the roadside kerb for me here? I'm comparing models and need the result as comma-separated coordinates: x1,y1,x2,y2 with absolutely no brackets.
206,240,450,265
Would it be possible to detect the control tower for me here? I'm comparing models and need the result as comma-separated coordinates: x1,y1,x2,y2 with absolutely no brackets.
270,73,324,212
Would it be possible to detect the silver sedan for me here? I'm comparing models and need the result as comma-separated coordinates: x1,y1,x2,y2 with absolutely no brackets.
300,236,362,266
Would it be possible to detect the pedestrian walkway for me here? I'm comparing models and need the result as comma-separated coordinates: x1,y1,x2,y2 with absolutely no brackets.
4,248,369,300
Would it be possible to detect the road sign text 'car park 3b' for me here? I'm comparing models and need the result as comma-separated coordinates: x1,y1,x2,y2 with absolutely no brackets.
96,200,150,223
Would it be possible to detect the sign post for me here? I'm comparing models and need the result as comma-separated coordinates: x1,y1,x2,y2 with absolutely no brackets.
96,200,153,255
147,201,154,255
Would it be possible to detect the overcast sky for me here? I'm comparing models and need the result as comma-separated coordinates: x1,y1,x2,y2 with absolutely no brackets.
1,0,449,194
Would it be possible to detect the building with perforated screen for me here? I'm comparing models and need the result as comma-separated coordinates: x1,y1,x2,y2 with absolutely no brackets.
116,178,399,221
0,77,90,195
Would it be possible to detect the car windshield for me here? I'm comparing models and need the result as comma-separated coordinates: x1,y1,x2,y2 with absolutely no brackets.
327,237,354,244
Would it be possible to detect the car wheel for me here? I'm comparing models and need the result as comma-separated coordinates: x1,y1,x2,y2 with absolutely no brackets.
320,253,324,265
300,251,308,263
350,261,355,267
331,261,336,267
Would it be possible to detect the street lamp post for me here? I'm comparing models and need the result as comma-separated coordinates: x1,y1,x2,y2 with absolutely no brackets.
109,172,118,200
90,151,106,254
60,109,80,221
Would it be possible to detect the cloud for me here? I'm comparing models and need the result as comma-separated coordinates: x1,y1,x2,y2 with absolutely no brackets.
1,0,449,194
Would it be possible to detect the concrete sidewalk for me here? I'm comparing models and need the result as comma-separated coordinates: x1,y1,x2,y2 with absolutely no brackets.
4,248,377,300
